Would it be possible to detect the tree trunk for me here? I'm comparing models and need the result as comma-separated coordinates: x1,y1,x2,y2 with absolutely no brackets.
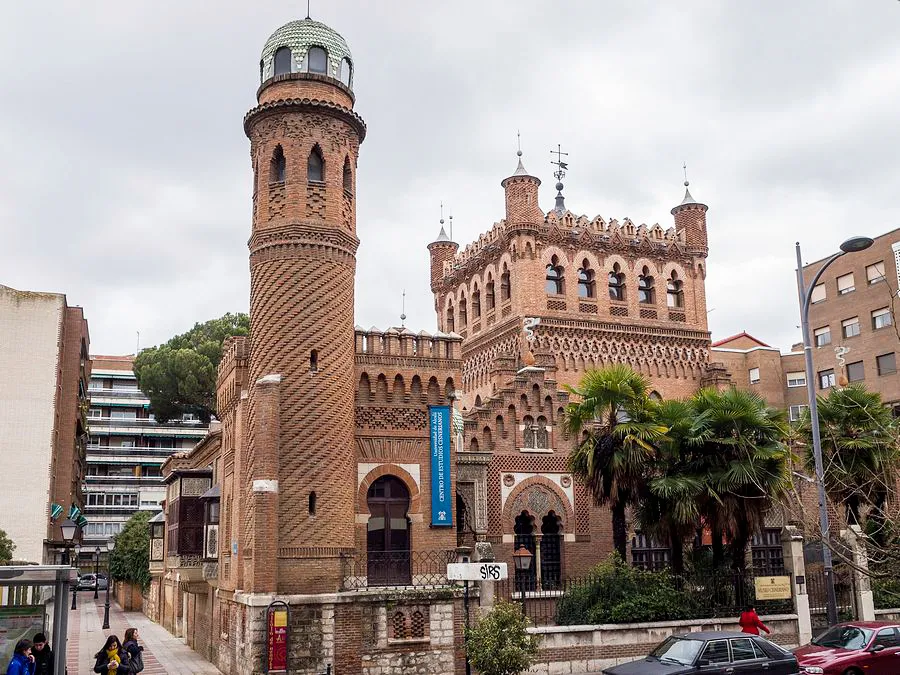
670,535,684,575
612,503,628,561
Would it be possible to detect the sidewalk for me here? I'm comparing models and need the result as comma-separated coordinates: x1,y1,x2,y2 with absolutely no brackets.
65,590,221,674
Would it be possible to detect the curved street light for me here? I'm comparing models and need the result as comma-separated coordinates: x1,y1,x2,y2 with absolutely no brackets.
795,235,873,627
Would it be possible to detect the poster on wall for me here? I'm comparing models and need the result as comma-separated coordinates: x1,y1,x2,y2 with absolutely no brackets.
266,601,288,673
429,405,453,527
0,606,45,675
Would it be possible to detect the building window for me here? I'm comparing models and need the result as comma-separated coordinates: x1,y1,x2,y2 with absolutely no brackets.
608,263,625,301
88,378,104,390
666,271,683,308
366,476,411,586
446,301,455,333
308,492,317,516
786,371,806,388
789,404,809,422
309,350,318,373
535,416,549,449
522,415,535,449
819,369,836,389
872,307,893,330
270,145,286,183
343,156,352,193
308,146,324,183
459,298,467,327
842,317,861,338
810,283,826,303
846,360,865,383
866,261,886,284
273,46,292,76
631,532,669,571
577,260,595,299
814,326,831,347
339,57,353,87
877,352,897,376
88,408,102,419
471,285,481,319
110,409,137,420
500,264,511,301
307,46,327,74
749,368,760,385
545,255,564,295
751,528,785,574
638,266,655,304
836,272,855,295
486,276,495,310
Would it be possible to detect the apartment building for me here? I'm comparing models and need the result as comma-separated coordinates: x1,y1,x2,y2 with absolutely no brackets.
0,284,90,564
83,355,208,548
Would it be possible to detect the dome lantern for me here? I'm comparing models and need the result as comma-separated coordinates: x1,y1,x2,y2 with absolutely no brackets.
259,18,354,89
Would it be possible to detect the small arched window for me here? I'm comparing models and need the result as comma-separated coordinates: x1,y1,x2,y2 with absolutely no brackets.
459,297,468,327
340,57,353,87
638,266,655,304
343,156,353,193
608,263,625,301
649,391,662,401
536,416,549,449
308,146,324,183
270,145,286,183
259,59,265,81
545,255,564,295
446,300,455,333
523,415,535,449
308,491,317,516
274,47,292,76
310,350,318,373
307,46,327,74
472,285,481,319
667,271,684,308
501,265,511,301
577,260,595,299
486,276,495,310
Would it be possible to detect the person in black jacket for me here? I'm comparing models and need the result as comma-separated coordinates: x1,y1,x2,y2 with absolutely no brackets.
31,633,53,675
92,635,132,674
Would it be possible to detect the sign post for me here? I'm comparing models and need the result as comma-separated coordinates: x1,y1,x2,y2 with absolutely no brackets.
429,406,453,527
266,601,289,673
449,562,510,675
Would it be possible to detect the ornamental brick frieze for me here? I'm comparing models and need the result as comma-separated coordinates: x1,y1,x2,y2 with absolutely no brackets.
249,223,360,260
355,405,427,431
244,97,367,141
355,436,428,461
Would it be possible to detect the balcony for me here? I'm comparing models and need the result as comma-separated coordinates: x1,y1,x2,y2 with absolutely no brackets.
88,387,147,399
85,475,164,485
87,446,179,456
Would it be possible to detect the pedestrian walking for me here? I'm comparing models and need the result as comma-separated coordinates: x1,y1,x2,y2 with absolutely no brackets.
92,635,133,674
122,628,144,673
6,639,36,675
31,633,53,675
739,604,771,635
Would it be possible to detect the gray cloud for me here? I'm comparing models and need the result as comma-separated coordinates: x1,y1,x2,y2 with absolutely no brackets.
1,0,898,354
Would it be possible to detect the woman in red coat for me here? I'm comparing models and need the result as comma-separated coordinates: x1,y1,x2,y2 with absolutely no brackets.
739,604,771,635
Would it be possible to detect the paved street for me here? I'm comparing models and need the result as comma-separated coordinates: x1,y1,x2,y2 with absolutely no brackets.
64,591,221,674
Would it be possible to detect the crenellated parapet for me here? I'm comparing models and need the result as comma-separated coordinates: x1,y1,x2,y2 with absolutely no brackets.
354,326,463,363
216,335,249,417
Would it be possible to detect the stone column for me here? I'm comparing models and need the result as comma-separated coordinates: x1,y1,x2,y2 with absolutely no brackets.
781,525,812,646
842,525,876,621
475,542,495,616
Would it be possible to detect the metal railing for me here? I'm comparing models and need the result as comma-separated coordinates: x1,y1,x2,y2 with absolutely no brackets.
341,550,458,590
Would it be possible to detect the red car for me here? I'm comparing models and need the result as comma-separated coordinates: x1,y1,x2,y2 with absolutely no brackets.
794,621,900,674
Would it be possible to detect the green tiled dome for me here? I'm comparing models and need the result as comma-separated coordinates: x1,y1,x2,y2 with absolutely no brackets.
260,19,353,87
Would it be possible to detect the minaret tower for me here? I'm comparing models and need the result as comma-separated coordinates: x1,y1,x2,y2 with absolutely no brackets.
243,17,365,593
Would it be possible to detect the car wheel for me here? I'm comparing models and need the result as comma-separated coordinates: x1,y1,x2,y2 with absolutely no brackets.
843,668,863,675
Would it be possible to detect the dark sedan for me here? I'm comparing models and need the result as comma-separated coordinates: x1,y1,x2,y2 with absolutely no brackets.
602,631,800,674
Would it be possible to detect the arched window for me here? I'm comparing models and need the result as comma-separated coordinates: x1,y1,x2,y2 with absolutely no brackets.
667,271,684,308
486,276,495,310
540,512,562,590
545,255,564,295
522,415,535,449
259,59,265,81
472,285,481,319
308,491,317,516
343,156,352,193
308,146,324,183
500,265,511,301
340,57,353,87
536,416,549,449
514,511,536,592
367,476,411,586
274,47,292,76
270,145,286,183
309,349,318,373
459,297,467,327
307,46,327,74
649,391,662,401
577,260,595,298
608,263,625,301
446,300,455,333
638,266,655,304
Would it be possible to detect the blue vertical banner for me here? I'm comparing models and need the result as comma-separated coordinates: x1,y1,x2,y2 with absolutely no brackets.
429,405,453,527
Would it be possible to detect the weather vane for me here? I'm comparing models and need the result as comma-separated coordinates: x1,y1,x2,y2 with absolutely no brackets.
551,144,569,183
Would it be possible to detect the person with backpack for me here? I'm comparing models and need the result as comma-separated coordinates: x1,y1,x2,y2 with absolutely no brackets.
122,628,144,673
92,635,133,674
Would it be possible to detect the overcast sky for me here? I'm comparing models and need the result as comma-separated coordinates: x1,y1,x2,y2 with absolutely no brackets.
1,1,898,355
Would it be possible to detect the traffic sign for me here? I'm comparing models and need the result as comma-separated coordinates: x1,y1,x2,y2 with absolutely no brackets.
447,562,508,581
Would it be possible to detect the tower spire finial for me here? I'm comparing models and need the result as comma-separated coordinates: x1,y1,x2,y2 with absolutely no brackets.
306,0,311,19
400,289,406,327
517,129,522,157
683,161,689,187
448,208,453,242
551,144,569,214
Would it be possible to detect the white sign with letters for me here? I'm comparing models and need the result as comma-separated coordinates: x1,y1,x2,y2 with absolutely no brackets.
447,562,508,581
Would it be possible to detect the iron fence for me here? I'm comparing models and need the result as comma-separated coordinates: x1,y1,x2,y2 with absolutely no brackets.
340,550,458,590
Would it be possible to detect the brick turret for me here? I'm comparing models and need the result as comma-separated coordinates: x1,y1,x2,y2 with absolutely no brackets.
427,222,458,294
671,181,709,253
501,153,543,225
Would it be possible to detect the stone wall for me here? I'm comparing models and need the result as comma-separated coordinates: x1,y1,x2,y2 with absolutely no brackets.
527,614,800,674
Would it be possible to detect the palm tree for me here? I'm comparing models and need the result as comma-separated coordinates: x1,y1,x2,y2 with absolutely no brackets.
564,365,667,560
797,385,899,544
688,388,791,573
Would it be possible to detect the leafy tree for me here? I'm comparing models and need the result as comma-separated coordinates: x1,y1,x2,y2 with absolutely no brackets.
134,313,249,422
0,528,15,563
466,601,538,675
564,365,667,560
108,511,152,591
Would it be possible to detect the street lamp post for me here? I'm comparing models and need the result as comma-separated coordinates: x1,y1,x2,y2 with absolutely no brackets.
94,547,101,600
512,545,534,611
60,519,78,610
103,539,115,630
795,235,873,627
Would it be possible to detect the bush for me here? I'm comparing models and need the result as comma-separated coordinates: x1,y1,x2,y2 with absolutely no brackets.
467,601,538,675
108,512,151,591
873,578,900,610
556,555,697,625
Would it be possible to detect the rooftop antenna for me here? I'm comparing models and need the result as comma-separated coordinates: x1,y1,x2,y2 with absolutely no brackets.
400,290,407,327
135,331,140,355
306,0,311,19
551,144,569,214
448,208,453,242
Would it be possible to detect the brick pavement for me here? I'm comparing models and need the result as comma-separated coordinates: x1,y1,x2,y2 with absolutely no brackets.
65,590,221,674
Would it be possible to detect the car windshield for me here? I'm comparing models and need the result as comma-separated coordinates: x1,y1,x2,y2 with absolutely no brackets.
812,626,874,650
649,637,704,665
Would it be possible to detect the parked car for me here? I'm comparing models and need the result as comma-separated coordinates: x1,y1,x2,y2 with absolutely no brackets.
794,621,900,674
76,573,108,591
601,631,800,674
